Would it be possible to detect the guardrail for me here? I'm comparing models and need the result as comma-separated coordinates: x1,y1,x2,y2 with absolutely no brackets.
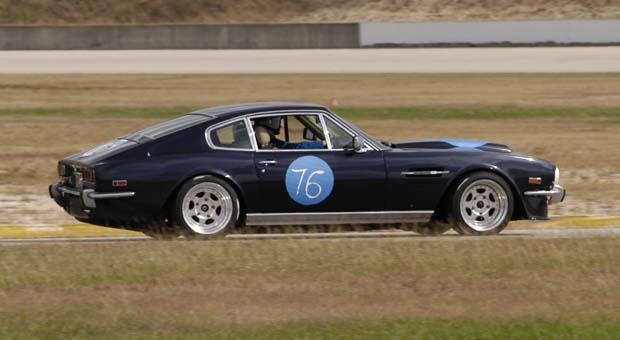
1,20,619,50
0,23,360,50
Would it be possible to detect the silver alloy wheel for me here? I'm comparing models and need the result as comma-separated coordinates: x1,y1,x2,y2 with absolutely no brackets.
459,179,509,232
181,182,234,235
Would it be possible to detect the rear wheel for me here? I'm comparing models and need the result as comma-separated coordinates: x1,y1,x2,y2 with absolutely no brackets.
173,176,239,239
450,172,513,236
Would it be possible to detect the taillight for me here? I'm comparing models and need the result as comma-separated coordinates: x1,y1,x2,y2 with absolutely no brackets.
83,168,96,183
57,163,67,177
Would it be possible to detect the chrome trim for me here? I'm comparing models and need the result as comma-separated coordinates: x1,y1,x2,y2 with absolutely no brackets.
524,184,565,204
318,113,333,150
58,186,81,197
245,210,434,226
255,148,334,153
87,192,135,199
245,116,258,151
205,117,255,152
205,109,380,153
250,111,329,152
82,190,135,208
81,189,97,208
401,170,450,176
323,115,373,152
54,184,135,209
257,160,278,166
325,110,384,151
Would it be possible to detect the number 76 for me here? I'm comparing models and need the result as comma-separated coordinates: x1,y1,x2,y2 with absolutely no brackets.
291,168,325,199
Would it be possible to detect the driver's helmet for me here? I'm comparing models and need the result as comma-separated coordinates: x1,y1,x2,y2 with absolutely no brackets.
254,116,281,133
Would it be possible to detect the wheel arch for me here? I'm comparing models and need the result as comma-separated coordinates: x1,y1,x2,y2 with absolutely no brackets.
161,170,247,226
433,165,527,221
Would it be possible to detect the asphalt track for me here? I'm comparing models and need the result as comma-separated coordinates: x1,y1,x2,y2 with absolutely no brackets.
1,47,619,73
1,227,618,245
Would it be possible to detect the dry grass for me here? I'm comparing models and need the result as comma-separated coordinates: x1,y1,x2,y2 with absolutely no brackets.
1,0,619,24
0,73,618,223
0,116,618,224
0,73,619,110
0,237,619,338
0,73,619,339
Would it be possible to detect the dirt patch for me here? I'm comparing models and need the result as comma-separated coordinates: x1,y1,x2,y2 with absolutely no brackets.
1,0,619,24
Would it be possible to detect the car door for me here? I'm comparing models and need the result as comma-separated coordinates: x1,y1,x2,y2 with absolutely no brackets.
251,112,386,213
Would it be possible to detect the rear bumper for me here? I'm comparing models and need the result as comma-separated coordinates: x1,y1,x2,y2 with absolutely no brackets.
49,182,135,209
523,184,566,204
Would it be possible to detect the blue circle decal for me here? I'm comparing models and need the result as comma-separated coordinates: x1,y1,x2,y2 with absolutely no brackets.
285,156,334,205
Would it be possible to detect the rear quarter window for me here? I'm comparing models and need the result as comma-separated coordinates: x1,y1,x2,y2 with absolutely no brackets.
209,120,252,150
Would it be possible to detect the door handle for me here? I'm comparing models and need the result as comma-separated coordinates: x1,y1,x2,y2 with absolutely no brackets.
258,160,278,166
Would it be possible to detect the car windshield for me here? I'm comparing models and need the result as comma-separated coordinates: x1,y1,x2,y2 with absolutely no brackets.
329,112,389,150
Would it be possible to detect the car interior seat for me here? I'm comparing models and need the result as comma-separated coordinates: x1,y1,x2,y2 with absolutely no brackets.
254,125,272,149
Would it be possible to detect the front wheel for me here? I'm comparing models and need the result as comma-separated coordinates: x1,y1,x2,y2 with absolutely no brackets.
450,172,513,236
173,176,240,239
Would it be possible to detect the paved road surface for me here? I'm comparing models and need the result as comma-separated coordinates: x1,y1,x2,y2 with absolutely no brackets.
1,227,618,244
1,47,619,73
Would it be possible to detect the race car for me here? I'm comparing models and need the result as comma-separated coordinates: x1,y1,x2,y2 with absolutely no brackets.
49,102,565,237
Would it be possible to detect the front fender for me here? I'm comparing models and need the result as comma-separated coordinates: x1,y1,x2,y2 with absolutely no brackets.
443,164,533,220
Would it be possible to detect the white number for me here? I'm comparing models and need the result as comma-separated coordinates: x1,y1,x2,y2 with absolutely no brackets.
290,168,307,196
305,170,325,199
291,168,325,199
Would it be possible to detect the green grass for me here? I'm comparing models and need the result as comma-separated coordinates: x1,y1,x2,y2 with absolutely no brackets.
0,237,619,339
3,315,620,340
1,106,619,120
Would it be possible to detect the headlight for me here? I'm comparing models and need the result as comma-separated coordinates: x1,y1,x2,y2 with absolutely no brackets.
554,167,560,185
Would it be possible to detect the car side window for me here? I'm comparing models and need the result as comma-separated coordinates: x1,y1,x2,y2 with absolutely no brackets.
324,117,353,149
209,120,252,150
251,114,326,150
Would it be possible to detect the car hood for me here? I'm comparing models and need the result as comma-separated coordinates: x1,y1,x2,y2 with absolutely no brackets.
391,139,512,153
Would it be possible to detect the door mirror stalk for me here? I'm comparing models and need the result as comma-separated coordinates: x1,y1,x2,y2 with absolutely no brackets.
345,136,366,154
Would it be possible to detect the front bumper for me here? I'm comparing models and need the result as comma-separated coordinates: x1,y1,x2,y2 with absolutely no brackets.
523,184,566,204
49,182,135,209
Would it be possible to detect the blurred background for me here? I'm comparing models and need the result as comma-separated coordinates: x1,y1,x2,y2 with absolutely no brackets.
0,1,619,339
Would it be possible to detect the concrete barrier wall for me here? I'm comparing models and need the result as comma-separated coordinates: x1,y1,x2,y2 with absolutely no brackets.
360,20,620,46
0,23,359,50
1,20,620,50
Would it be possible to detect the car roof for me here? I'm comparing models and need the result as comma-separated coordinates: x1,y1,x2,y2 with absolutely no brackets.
187,102,330,120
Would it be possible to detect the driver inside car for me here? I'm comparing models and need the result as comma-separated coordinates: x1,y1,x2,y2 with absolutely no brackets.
254,117,324,150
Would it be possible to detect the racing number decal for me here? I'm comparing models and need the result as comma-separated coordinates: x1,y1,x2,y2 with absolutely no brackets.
285,156,334,205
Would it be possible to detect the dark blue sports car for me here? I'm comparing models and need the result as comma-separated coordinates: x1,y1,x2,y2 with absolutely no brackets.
50,102,565,237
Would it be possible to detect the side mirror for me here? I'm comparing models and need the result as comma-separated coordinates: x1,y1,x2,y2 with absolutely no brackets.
346,135,366,154
302,127,316,141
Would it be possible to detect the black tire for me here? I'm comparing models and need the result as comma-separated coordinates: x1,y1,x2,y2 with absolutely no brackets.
450,171,513,236
173,175,240,239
